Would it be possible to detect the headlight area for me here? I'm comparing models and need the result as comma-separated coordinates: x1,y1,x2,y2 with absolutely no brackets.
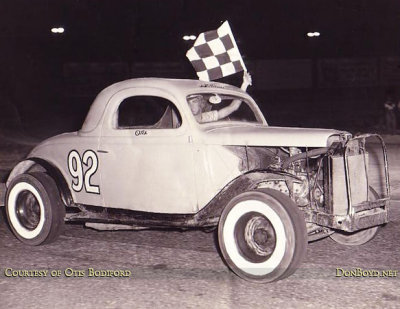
327,133,352,147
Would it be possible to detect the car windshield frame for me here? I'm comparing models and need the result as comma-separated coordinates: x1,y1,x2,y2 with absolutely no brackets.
186,92,266,125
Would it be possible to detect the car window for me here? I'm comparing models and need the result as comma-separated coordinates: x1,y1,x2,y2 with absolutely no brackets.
117,96,182,129
186,93,262,124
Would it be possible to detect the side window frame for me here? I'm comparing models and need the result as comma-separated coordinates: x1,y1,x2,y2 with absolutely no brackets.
115,95,182,130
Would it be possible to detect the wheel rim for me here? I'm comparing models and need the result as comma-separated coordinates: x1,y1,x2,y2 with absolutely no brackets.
15,190,41,230
7,182,45,239
222,200,287,276
235,212,276,263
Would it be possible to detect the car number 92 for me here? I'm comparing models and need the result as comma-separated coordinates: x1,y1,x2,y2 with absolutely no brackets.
67,150,100,194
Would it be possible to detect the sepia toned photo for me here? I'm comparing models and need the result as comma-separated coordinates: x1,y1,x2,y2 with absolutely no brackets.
0,1,399,308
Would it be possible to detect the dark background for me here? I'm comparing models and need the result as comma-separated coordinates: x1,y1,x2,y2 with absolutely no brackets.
1,0,400,138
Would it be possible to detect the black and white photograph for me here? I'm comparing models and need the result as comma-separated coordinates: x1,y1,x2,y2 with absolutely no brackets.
0,1,399,308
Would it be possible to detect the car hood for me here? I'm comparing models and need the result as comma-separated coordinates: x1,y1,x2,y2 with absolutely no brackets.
200,123,347,147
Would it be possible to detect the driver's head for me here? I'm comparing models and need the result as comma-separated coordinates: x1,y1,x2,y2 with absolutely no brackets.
188,95,206,115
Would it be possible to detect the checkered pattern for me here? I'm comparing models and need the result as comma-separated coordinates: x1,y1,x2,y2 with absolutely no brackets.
186,21,246,81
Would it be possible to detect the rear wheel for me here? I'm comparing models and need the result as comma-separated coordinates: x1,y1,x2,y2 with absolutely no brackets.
6,172,65,245
218,189,307,282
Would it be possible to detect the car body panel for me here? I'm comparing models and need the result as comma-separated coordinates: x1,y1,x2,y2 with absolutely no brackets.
97,86,196,212
192,144,243,208
98,134,198,213
28,133,103,207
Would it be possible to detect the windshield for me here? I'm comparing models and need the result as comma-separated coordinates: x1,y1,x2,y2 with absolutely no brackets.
186,93,263,124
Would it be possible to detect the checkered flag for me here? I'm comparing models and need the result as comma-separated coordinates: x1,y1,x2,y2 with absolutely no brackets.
186,21,246,81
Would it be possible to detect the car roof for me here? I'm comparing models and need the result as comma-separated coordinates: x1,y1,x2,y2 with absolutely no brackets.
81,78,246,133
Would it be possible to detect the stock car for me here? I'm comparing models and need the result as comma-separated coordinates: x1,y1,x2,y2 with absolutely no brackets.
0,78,390,282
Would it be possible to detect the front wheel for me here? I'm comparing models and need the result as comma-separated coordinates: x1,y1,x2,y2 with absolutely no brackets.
218,189,307,283
6,172,65,245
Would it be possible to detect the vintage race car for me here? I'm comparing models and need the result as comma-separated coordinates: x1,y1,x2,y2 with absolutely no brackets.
0,78,390,282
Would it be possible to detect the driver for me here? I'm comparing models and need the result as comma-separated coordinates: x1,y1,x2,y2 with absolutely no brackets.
188,71,252,123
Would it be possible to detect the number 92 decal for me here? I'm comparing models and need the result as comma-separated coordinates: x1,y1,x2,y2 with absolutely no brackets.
68,150,100,194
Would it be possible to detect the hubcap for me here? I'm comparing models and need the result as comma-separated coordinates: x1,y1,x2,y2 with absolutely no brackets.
15,190,41,230
235,212,276,263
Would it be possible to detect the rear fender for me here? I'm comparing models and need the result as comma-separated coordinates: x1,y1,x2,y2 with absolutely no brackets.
6,158,73,207
7,159,37,186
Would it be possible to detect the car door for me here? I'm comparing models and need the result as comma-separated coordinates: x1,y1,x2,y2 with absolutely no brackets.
98,88,198,214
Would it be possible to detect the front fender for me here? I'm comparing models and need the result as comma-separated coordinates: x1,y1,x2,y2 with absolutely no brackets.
194,170,299,222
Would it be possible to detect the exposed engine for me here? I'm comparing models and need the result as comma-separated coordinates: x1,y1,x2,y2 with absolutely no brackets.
227,144,331,239
228,145,328,209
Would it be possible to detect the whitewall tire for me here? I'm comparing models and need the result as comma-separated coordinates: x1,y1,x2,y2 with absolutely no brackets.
218,189,307,282
6,172,65,245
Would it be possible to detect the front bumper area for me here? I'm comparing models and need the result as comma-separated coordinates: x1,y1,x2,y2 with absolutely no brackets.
305,198,389,232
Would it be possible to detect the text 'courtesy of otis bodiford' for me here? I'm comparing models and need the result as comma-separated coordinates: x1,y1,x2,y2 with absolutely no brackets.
2,268,132,278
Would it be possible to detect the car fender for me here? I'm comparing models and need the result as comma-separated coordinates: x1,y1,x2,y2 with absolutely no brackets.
195,170,299,222
6,158,73,207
